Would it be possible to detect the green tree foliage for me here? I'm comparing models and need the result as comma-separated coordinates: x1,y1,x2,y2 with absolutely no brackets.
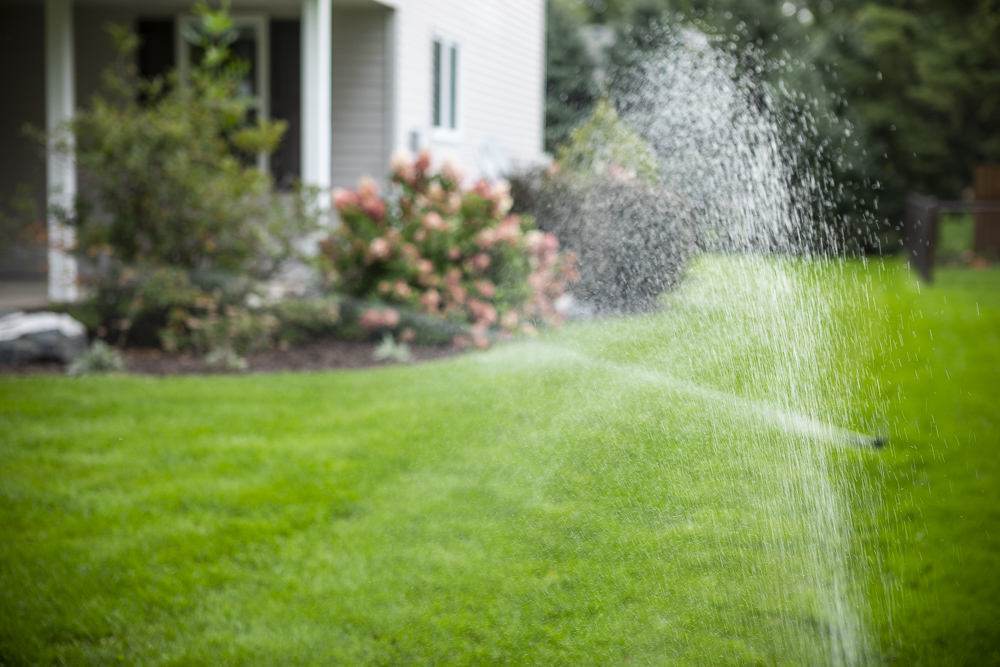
609,2,882,248
61,2,317,277
545,0,599,152
588,0,999,229
831,0,1000,204
578,0,645,24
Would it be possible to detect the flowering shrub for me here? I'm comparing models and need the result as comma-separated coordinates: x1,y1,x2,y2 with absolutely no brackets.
320,151,578,347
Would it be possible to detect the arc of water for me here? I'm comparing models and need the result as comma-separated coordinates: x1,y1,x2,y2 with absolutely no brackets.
529,343,876,448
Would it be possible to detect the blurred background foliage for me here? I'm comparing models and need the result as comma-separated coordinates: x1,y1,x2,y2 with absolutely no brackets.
546,0,1000,243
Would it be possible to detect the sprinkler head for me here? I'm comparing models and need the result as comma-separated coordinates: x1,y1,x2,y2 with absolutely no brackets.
870,435,887,449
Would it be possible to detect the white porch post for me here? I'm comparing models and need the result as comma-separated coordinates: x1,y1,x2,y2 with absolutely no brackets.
301,0,332,201
45,0,78,302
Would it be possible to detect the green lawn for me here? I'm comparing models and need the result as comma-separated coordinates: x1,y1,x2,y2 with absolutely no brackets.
1,257,997,665
861,262,1000,665
935,212,975,264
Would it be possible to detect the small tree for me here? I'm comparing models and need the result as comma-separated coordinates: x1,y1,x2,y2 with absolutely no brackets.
49,3,320,352
60,2,317,278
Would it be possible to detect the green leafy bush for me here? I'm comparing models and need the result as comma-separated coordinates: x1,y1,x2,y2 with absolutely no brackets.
320,151,579,348
553,98,659,184
331,297,466,347
45,3,325,357
270,298,342,346
511,101,695,313
178,294,341,355
66,340,126,377
170,293,278,356
204,345,249,373
373,333,413,364
63,264,340,355
66,264,244,348
58,7,318,277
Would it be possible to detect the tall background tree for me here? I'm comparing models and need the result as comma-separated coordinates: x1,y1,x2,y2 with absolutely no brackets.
830,0,1000,205
544,0,1000,242
545,0,599,152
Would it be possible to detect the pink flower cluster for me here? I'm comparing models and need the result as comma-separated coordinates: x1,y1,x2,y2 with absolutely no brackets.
321,150,578,348
333,176,386,223
358,307,400,331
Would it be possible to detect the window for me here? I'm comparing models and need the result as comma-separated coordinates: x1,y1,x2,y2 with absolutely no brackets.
432,35,459,135
176,14,270,170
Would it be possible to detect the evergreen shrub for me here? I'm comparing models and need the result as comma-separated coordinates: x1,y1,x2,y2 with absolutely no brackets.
50,3,323,355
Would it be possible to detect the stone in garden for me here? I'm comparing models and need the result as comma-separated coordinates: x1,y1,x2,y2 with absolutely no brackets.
0,311,88,365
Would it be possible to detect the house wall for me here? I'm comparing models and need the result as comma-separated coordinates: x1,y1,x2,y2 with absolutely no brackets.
388,0,546,180
330,6,392,190
0,0,546,267
0,4,47,277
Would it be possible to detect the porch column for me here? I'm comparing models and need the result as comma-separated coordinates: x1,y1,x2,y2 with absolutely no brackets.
45,0,78,302
301,0,332,200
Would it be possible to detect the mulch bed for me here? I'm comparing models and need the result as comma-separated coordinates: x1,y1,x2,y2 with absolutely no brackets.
0,338,462,376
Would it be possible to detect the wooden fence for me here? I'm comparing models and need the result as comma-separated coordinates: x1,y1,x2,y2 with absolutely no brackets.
902,165,1000,283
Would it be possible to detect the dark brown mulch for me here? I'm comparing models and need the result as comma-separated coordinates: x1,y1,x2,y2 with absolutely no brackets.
0,338,461,376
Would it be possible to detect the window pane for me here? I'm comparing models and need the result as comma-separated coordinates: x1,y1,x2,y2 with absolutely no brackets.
449,45,457,129
186,22,258,100
231,26,258,98
432,40,442,127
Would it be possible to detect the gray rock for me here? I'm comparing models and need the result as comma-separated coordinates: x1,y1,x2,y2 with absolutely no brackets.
0,311,88,365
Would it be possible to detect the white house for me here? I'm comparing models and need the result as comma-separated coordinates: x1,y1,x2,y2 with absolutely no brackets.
0,0,547,301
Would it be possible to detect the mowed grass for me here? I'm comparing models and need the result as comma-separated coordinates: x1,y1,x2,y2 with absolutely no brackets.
1,258,997,665
858,262,1000,665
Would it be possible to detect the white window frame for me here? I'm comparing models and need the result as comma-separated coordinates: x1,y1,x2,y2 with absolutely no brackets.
176,13,271,171
431,31,461,143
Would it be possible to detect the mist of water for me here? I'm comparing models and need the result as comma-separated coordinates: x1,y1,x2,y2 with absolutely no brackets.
507,27,884,664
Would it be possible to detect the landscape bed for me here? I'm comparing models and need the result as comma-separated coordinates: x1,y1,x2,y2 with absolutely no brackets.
1,257,997,665
0,338,460,377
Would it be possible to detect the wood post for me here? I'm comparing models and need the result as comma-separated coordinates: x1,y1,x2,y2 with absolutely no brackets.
973,164,1000,259
903,194,939,283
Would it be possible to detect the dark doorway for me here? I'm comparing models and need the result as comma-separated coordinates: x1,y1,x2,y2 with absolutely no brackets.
270,19,302,187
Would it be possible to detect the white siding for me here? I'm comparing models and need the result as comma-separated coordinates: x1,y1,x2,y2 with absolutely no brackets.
331,7,392,189
386,0,546,180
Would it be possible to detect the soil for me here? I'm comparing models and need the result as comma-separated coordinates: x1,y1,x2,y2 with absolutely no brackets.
0,338,462,377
